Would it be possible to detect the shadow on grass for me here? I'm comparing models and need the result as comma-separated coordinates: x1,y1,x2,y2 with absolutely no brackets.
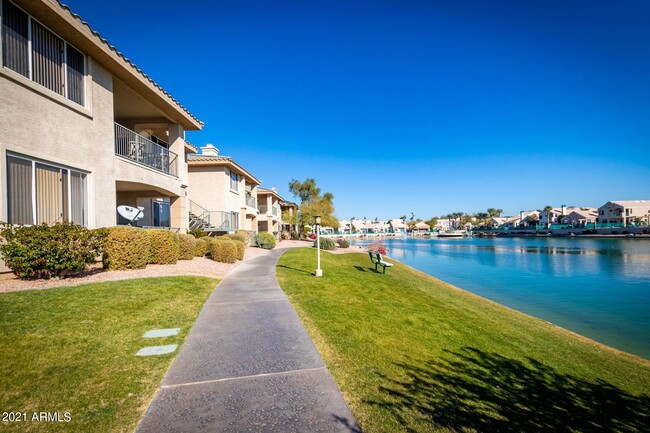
366,347,649,433
276,264,313,275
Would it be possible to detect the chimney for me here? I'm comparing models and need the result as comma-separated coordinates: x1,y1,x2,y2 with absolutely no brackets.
561,204,566,215
201,144,219,156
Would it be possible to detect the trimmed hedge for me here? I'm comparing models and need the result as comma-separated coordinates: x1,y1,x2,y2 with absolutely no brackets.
194,238,208,257
178,234,197,260
253,232,276,249
232,240,245,260
315,237,336,250
235,230,252,245
337,238,350,248
0,222,103,279
146,229,180,264
103,226,151,270
221,233,247,244
207,239,239,264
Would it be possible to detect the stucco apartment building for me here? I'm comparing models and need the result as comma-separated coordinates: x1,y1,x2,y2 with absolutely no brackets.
187,145,260,234
257,187,284,236
598,200,650,226
1,0,201,232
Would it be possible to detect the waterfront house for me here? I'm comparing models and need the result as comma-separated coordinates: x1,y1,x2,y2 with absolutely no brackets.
338,220,352,234
351,219,368,234
413,221,431,234
369,220,390,233
562,208,598,226
389,219,408,233
257,187,284,238
1,0,202,232
187,145,260,234
539,205,570,227
489,217,508,228
597,200,650,226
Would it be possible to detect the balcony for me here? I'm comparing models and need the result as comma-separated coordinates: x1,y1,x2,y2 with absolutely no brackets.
114,123,178,176
272,206,279,217
246,193,257,209
258,204,269,214
189,200,238,232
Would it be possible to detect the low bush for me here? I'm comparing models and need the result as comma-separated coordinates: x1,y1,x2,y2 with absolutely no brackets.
235,230,252,245
232,240,245,260
0,222,103,279
337,238,350,248
103,226,151,270
194,238,208,257
146,229,180,265
178,234,197,260
291,232,300,240
315,237,336,250
188,228,207,238
222,233,248,244
253,232,276,249
207,239,239,263
281,230,291,240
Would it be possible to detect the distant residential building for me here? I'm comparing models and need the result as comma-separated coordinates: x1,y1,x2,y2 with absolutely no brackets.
351,219,368,234
597,200,650,226
187,145,261,233
338,220,352,234
389,219,408,233
562,208,598,226
257,187,284,237
369,221,390,233
413,222,430,233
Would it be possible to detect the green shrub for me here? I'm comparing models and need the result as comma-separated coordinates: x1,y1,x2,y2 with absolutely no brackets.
178,234,197,260
315,237,336,250
103,226,151,270
188,228,207,238
145,229,180,264
221,233,248,244
194,238,208,257
207,239,239,263
337,238,350,248
0,222,103,279
232,240,245,260
235,230,252,245
253,232,276,249
281,230,290,240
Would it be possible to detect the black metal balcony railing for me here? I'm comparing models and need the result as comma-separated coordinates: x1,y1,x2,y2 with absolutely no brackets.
114,123,178,177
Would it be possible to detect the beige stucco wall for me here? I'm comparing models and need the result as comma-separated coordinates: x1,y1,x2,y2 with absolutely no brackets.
0,58,115,228
188,165,240,212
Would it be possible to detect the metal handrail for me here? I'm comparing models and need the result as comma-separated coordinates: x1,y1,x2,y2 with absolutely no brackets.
114,123,178,176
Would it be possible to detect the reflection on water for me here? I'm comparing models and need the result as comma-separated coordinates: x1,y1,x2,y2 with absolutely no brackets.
353,237,650,359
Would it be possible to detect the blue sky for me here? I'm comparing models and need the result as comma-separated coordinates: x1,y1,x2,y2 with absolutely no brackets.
66,0,650,219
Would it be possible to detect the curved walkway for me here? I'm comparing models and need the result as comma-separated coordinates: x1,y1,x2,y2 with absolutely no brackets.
136,246,360,433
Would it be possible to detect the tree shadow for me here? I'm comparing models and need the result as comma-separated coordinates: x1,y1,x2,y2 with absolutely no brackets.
366,347,649,433
276,264,313,275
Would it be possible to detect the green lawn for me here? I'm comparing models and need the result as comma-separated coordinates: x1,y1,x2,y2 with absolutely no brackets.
0,276,218,433
277,249,650,433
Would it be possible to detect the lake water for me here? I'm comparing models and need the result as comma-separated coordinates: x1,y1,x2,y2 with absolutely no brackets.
352,237,650,359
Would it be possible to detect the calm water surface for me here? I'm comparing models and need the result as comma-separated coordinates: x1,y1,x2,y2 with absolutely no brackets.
353,237,650,359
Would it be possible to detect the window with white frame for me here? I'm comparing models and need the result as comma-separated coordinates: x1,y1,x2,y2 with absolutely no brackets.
6,154,88,226
1,0,86,106
228,169,238,192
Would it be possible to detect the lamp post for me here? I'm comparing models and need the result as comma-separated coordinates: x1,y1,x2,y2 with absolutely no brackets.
315,215,322,277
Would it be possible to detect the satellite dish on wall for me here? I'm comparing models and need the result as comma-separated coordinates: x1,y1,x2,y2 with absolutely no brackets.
117,205,144,226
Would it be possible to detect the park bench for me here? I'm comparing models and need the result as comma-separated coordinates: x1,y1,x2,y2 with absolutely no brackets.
368,252,393,274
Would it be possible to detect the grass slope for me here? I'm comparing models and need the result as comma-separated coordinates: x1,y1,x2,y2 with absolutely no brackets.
0,276,218,433
277,249,650,433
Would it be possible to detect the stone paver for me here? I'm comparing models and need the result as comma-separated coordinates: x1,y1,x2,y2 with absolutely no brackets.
136,247,360,433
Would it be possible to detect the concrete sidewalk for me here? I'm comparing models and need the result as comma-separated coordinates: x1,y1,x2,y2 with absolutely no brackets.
136,247,360,433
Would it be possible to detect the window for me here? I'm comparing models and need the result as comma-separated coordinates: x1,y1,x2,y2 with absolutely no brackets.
6,154,87,226
228,169,238,192
1,0,85,106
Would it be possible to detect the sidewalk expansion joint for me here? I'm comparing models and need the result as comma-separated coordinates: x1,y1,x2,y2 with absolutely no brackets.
162,366,327,389
206,298,287,306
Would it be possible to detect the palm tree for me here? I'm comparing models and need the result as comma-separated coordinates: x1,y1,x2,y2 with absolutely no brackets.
544,205,553,228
